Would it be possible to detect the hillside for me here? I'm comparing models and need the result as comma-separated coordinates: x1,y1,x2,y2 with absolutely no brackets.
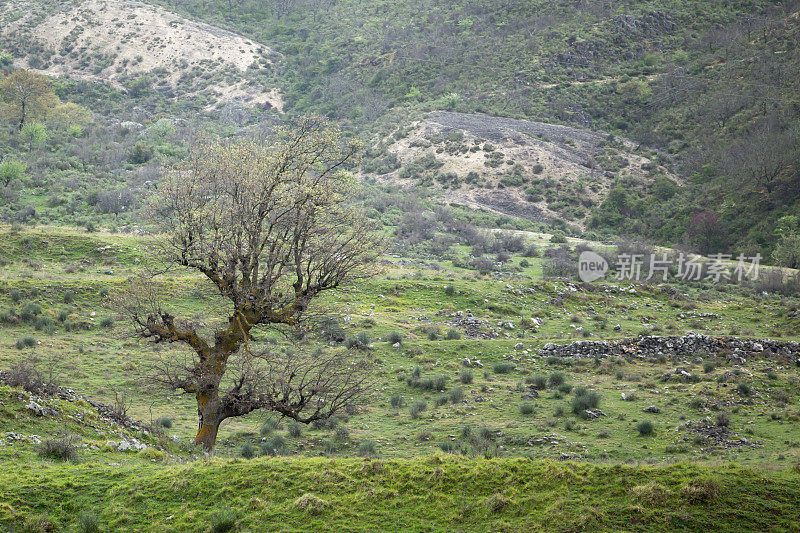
2,457,800,531
369,111,678,229
0,0,283,111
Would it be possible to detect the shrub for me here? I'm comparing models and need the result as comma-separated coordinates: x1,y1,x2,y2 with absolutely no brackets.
459,369,473,384
557,383,573,394
346,332,371,350
478,426,495,441
261,435,288,456
386,331,403,345
100,317,114,328
449,387,465,404
38,439,78,462
439,441,458,453
530,375,547,390
520,403,535,415
703,361,715,373
571,387,600,417
260,417,281,436
444,285,455,296
16,337,36,349
156,416,173,429
637,420,654,435
333,426,350,442
434,395,448,407
493,362,515,374
9,289,22,303
209,507,237,533
737,382,752,396
240,443,256,459
409,400,427,419
358,439,377,457
63,291,75,304
445,328,461,340
19,302,42,322
548,372,565,387
288,422,303,438
389,393,404,408
77,511,100,533
715,413,730,427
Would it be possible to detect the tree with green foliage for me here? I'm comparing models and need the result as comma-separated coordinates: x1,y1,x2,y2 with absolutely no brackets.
0,70,58,130
0,158,25,187
772,215,800,269
20,122,47,150
120,117,383,450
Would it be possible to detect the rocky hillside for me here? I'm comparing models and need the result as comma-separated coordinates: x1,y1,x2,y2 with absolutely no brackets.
369,111,680,228
0,0,283,110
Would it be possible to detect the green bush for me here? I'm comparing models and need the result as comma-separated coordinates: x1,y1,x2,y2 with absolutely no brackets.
445,328,461,340
240,443,256,459
637,420,654,435
209,507,237,533
37,439,78,461
386,331,403,345
409,400,427,419
156,416,173,429
76,511,100,533
571,387,600,417
493,362,515,374
548,372,565,387
520,403,535,415
449,387,464,403
15,337,36,349
288,422,303,438
459,369,473,384
358,439,378,457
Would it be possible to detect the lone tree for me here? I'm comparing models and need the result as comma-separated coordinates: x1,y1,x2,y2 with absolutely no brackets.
0,70,58,130
121,117,383,450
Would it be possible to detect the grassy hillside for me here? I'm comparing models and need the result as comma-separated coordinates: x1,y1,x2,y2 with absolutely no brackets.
2,457,800,532
1,226,798,465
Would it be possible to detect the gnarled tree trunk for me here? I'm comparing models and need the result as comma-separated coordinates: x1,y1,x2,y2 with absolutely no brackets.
195,388,226,451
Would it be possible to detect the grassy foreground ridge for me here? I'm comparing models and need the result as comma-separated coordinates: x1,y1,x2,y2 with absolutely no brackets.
1,457,799,532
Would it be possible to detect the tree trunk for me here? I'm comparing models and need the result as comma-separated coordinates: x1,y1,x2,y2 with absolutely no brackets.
194,389,226,451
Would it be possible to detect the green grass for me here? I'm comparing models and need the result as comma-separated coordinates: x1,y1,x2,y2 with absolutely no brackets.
0,457,799,532
0,226,799,530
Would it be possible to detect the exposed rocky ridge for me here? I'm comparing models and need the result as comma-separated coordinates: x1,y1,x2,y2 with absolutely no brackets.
380,111,680,228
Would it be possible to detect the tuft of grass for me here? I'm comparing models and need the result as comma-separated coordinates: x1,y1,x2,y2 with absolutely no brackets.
410,400,427,419
358,439,378,457
386,331,403,344
240,443,256,459
493,362,515,374
449,387,464,404
459,369,473,384
520,403,534,415
445,328,461,340
76,511,100,533
209,507,237,533
637,420,654,435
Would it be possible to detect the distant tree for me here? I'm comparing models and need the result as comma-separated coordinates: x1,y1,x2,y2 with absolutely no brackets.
119,117,383,450
47,102,92,133
0,70,58,130
688,210,725,255
0,158,25,187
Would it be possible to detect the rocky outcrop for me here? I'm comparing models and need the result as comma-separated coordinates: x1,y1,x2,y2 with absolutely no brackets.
539,333,800,364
